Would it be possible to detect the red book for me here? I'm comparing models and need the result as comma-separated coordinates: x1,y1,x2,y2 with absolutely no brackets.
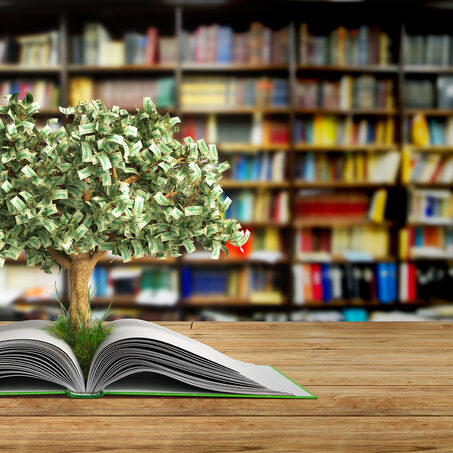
301,229,313,253
311,264,322,301
408,263,417,302
145,27,158,65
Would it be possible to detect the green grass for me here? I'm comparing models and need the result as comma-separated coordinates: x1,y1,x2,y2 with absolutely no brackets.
45,287,114,380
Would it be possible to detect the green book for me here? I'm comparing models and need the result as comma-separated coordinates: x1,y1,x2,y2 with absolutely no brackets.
0,320,316,399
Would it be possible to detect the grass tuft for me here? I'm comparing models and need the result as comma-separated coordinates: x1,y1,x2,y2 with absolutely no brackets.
45,286,114,380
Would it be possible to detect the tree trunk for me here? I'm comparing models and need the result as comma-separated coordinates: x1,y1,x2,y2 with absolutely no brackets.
68,255,95,330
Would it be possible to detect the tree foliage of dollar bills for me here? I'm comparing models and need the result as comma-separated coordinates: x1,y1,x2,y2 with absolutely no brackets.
0,93,249,272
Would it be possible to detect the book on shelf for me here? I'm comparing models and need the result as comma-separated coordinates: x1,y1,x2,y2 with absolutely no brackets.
295,150,400,184
407,115,453,146
399,225,453,259
294,189,388,223
0,319,314,398
399,262,453,303
224,190,289,223
181,22,288,64
404,76,453,109
299,24,392,66
89,265,178,306
296,76,394,109
407,189,453,224
404,33,453,66
0,80,59,110
69,77,175,109
182,266,284,305
404,150,453,183
225,151,286,182
294,115,395,146
292,262,397,305
73,23,176,66
180,114,290,147
295,225,390,261
181,76,289,109
0,31,59,66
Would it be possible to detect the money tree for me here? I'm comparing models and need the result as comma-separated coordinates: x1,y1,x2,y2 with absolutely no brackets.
0,93,249,329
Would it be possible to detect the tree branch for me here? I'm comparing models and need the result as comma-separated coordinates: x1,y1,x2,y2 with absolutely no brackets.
185,181,200,207
46,247,72,270
90,249,107,266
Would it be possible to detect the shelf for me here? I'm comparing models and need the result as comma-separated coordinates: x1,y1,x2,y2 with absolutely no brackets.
296,300,423,309
295,108,397,115
68,64,176,73
408,182,453,188
237,221,290,228
297,64,399,73
183,295,285,307
403,109,453,116
294,144,398,152
293,218,394,228
294,181,397,188
294,256,396,264
222,180,290,189
90,296,177,308
217,143,290,152
404,145,453,153
404,65,453,74
182,257,289,265
0,65,61,73
180,107,289,115
181,63,288,72
407,220,453,227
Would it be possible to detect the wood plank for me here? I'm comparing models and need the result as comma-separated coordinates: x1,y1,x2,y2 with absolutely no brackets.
0,386,451,417
0,416,452,453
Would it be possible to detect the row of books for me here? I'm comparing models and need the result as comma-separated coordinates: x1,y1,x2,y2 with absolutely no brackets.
89,265,178,306
299,24,393,67
181,77,288,108
294,116,395,146
295,151,400,184
0,31,59,66
69,77,175,109
399,262,453,302
295,226,391,261
406,152,453,184
181,23,288,65
404,77,453,109
296,76,394,109
224,190,289,223
409,116,453,147
181,266,284,305
408,189,453,224
294,189,388,223
225,152,286,182
403,34,453,66
180,114,289,146
399,226,453,259
74,23,176,66
293,262,398,305
0,80,59,109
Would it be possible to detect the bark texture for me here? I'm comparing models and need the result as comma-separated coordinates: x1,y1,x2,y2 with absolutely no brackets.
47,247,106,330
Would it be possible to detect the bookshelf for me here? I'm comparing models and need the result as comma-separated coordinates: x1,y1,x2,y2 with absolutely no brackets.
1,1,453,322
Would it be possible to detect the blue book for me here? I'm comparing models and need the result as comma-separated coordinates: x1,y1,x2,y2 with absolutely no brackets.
216,26,233,63
342,308,368,321
304,152,315,182
321,264,332,302
252,156,261,181
357,26,369,65
306,119,314,143
181,267,192,299
376,263,390,303
294,119,302,142
414,227,424,246
387,262,397,302
236,155,246,181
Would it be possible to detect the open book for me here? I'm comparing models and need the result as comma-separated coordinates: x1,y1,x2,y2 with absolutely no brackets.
0,319,316,399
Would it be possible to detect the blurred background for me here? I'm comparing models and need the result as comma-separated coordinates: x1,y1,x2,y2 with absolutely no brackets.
0,0,453,322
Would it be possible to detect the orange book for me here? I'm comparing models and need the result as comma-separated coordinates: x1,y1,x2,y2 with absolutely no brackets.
303,264,313,301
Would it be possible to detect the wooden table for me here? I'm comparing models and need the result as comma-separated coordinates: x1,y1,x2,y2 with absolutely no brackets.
1,321,453,452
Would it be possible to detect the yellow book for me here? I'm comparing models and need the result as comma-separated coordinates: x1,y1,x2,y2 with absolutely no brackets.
401,146,412,184
69,77,93,105
343,117,353,145
369,189,388,223
384,117,394,145
313,115,324,145
343,154,354,182
264,228,280,252
399,228,409,259
411,114,430,146
355,153,365,182
324,116,337,145
379,33,388,66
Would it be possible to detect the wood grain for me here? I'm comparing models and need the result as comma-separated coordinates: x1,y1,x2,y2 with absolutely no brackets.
0,321,452,452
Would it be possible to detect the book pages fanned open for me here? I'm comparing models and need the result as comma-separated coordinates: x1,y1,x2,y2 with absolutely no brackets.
0,320,316,399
